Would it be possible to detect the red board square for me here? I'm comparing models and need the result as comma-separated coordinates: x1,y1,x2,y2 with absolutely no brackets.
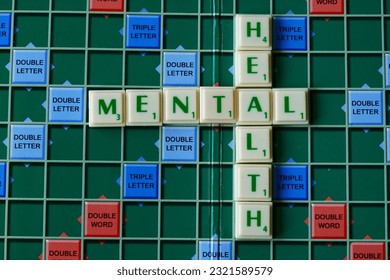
84,202,120,237
350,242,386,260
310,0,344,14
312,204,346,239
46,240,81,260
90,0,124,12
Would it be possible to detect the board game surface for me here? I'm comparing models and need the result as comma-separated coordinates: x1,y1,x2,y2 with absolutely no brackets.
0,0,390,260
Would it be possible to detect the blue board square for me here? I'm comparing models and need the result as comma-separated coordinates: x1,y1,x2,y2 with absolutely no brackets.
163,52,198,86
162,127,197,162
348,91,383,125
199,241,232,260
124,164,158,199
126,15,160,49
0,163,6,197
10,125,46,160
0,13,11,47
49,88,84,122
273,165,308,200
12,50,48,84
273,17,307,50
387,128,390,163
385,54,390,88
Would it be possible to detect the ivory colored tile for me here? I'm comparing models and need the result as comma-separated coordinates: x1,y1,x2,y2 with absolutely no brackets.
126,89,162,125
387,128,390,163
236,15,271,50
199,87,235,123
236,88,272,125
235,202,272,239
235,51,271,87
273,89,309,124
163,88,198,124
0,13,11,47
235,126,272,163
234,164,272,201
88,90,125,127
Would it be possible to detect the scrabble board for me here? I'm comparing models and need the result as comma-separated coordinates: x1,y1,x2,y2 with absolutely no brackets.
0,0,389,260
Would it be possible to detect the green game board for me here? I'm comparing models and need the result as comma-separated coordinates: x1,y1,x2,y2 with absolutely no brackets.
0,0,389,260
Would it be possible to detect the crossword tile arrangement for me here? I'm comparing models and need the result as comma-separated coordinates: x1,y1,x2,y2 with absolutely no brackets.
234,14,274,241
0,0,390,260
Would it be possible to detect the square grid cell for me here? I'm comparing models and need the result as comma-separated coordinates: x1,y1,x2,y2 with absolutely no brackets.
235,15,271,50
235,51,272,87
126,15,161,49
84,202,120,238
90,0,124,12
0,163,5,197
12,50,48,84
123,164,159,199
49,88,84,123
0,13,11,47
162,127,197,162
234,164,272,201
45,240,81,260
89,90,125,127
350,242,386,260
10,125,46,160
236,89,272,125
348,91,383,125
273,165,308,201
386,54,390,87
163,52,198,86
310,0,344,14
163,88,198,124
311,204,347,239
1,0,389,262
273,17,307,51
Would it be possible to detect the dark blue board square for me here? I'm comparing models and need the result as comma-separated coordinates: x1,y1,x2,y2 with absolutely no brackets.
199,241,232,260
49,87,84,123
273,165,308,200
